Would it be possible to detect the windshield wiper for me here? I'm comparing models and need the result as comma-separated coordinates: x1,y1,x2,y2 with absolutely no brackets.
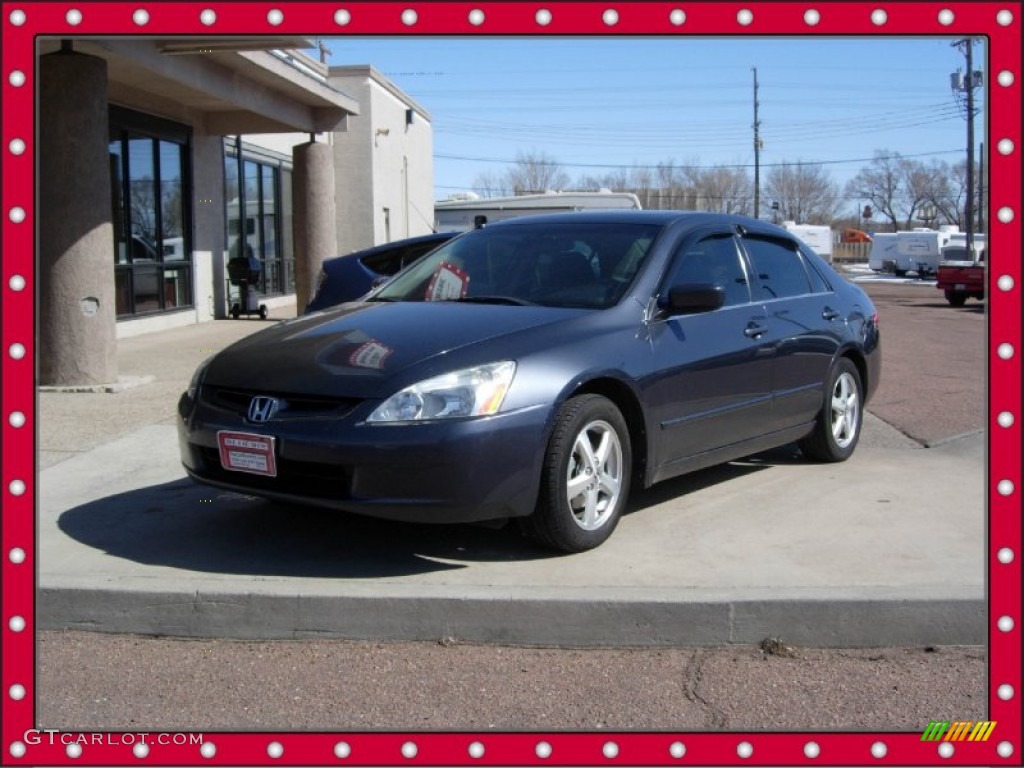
450,295,536,306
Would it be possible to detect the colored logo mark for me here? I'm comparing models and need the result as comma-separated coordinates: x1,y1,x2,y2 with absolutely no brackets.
921,721,997,742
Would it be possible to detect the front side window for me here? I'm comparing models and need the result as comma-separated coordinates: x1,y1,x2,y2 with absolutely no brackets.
664,234,751,307
742,237,813,300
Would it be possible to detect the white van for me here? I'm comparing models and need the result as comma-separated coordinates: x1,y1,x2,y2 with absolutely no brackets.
868,228,958,276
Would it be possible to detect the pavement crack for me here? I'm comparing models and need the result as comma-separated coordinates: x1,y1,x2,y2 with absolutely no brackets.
682,650,727,729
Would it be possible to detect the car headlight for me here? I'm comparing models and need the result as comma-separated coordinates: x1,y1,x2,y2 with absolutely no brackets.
186,357,213,401
366,361,516,423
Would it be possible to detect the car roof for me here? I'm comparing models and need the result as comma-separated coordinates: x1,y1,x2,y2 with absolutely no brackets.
482,209,771,231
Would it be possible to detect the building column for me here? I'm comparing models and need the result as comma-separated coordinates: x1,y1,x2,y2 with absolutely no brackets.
38,48,117,386
292,141,337,313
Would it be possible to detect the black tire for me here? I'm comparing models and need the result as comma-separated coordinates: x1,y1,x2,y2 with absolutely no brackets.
522,394,631,553
799,358,863,463
230,304,240,319
259,305,269,320
945,290,967,307
893,269,907,277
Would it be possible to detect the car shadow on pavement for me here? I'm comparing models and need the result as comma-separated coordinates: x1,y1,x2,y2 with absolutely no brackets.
55,447,794,578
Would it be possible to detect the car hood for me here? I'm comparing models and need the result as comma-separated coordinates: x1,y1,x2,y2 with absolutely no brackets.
204,301,585,398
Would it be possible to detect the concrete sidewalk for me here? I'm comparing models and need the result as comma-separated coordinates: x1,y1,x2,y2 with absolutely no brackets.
36,306,986,647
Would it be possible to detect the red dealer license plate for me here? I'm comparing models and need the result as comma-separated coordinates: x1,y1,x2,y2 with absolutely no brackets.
217,431,278,477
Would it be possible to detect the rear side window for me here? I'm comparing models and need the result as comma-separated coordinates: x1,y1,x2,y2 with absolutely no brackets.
362,241,440,276
742,237,813,300
665,234,751,307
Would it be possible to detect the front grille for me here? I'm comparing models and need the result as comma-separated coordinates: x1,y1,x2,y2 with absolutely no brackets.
202,386,362,421
199,447,351,500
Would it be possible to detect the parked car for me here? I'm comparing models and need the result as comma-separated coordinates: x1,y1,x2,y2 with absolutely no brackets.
936,242,986,306
179,211,880,553
304,231,458,312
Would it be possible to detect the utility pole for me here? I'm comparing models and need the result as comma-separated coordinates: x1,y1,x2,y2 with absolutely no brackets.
752,67,761,219
952,38,979,258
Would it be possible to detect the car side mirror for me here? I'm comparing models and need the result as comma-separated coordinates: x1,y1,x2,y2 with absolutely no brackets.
659,283,726,315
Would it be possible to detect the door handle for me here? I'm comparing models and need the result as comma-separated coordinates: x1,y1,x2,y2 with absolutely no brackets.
744,323,768,339
822,307,840,321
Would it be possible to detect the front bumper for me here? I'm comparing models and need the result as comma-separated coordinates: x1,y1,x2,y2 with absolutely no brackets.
178,393,550,524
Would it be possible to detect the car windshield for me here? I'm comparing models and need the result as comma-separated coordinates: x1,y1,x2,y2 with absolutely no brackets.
371,220,664,309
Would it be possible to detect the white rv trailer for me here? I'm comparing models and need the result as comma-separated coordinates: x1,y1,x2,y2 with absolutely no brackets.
434,190,642,231
867,227,960,275
781,221,833,261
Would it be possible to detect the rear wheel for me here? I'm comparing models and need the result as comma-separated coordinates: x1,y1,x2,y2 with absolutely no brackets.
522,394,631,553
799,358,863,463
945,289,967,307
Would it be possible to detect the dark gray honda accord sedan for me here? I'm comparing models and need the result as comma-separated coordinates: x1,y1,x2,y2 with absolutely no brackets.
179,211,880,552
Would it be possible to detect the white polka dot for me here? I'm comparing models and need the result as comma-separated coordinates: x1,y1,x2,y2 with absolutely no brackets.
9,616,26,632
9,547,26,564
669,741,686,758
9,343,26,360
9,274,26,291
9,479,26,496
603,9,619,26
10,411,27,428
133,743,149,758
401,742,417,759
468,9,484,25
871,741,887,758
9,9,26,25
536,741,552,759
536,9,552,26
871,9,887,25
997,741,1014,758
997,547,1015,563
66,8,82,25
737,9,753,25
334,742,351,758
938,9,954,25
132,8,148,25
998,275,1015,291
737,741,753,758
267,741,283,758
669,9,686,25
997,479,1015,496
997,343,1015,360
468,741,485,758
66,743,82,759
998,138,1015,155
804,741,820,758
996,9,1014,25
267,9,283,25
9,207,25,224
804,9,820,26
8,684,26,700
401,8,417,25
603,741,619,758
199,8,216,25
997,206,1014,223
200,742,216,758
938,741,954,758
9,742,26,758
997,70,1015,87
8,138,25,155
997,615,1015,632
998,683,1015,700
334,9,351,25
9,70,26,87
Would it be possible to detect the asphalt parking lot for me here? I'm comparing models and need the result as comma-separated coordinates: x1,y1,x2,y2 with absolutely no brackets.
34,274,989,732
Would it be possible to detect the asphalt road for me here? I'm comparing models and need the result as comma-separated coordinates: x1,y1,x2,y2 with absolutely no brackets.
35,277,990,734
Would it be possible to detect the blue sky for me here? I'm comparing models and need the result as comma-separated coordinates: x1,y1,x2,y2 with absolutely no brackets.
319,36,983,213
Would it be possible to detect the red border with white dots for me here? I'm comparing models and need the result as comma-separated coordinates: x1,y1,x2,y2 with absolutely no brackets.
1,2,1021,766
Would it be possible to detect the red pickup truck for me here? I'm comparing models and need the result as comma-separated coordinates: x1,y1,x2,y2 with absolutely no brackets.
936,245,985,307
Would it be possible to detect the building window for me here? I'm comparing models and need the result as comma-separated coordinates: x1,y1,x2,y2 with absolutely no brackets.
224,142,294,297
109,108,193,318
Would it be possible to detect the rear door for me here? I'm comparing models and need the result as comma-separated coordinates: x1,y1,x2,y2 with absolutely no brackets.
739,235,842,432
646,231,775,468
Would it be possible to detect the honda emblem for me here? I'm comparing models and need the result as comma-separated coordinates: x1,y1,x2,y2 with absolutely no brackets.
247,396,279,423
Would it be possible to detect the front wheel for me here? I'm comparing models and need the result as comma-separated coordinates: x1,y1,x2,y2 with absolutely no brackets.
799,358,863,463
522,394,631,553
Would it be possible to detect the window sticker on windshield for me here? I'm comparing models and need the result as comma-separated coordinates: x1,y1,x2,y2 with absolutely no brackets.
425,262,469,301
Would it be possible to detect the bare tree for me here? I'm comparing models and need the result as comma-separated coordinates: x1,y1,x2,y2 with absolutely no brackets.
692,165,753,215
764,162,840,224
